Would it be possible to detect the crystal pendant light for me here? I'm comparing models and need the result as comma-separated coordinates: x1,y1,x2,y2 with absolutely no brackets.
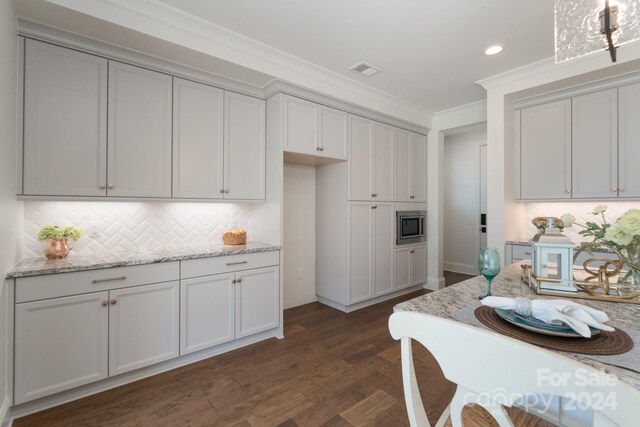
555,0,640,63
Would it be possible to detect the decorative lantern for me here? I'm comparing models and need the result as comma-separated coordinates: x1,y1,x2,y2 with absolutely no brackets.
530,217,578,293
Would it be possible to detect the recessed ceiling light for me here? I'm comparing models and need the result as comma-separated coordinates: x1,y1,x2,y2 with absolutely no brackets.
349,62,381,77
484,45,504,56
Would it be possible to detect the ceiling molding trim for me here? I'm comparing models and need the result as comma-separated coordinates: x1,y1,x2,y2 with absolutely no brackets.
477,40,640,93
17,19,267,98
45,0,433,127
431,99,486,131
264,81,431,134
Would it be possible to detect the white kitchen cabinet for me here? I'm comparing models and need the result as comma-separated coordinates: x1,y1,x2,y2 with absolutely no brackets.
283,95,348,160
572,89,618,199
372,123,394,201
348,202,373,303
519,99,572,200
235,266,280,338
318,106,348,159
23,39,108,196
348,202,394,303
108,61,172,198
181,273,235,355
284,95,317,156
618,83,640,198
109,281,180,376
14,292,109,404
373,203,394,296
395,130,427,202
224,92,266,200
348,117,394,201
173,78,224,199
394,245,427,290
410,245,427,286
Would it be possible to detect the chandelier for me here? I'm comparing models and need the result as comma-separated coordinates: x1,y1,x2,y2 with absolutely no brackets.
555,0,640,63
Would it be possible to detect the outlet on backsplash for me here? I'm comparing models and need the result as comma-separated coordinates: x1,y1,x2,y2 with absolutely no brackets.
87,221,103,239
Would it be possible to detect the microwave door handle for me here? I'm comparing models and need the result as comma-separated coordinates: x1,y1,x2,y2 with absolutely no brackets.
419,217,424,236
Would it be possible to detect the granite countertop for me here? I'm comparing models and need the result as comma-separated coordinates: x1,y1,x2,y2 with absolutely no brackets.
6,241,280,279
506,239,615,253
394,262,640,391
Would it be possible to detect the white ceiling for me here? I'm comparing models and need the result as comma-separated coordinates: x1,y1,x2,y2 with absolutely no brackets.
14,0,556,117
154,0,556,112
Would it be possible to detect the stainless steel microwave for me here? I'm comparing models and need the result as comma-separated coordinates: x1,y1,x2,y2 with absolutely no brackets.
396,211,426,245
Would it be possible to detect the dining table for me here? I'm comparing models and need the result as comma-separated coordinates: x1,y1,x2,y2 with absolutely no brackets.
393,262,640,392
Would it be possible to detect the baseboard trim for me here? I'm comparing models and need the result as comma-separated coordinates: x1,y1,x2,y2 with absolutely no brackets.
317,285,424,313
0,396,11,427
443,261,477,276
425,277,445,291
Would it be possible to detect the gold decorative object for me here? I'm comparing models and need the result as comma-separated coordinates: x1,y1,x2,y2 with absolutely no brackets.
521,241,640,304
44,238,71,260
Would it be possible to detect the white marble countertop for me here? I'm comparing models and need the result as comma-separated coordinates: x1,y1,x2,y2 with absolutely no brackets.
395,263,640,391
6,241,280,279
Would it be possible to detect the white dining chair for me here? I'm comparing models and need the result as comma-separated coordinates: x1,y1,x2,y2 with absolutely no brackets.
389,311,640,427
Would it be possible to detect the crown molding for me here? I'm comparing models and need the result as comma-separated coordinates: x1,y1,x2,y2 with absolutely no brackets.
431,99,486,131
45,0,433,127
477,40,640,93
264,81,430,134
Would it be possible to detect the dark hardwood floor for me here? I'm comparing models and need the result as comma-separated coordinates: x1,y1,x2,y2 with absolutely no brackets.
443,270,475,287
14,290,459,427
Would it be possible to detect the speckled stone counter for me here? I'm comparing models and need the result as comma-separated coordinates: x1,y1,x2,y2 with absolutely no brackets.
506,239,615,253
6,242,280,279
394,263,640,391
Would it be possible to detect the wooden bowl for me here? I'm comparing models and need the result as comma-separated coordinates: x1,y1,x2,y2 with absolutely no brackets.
223,231,247,245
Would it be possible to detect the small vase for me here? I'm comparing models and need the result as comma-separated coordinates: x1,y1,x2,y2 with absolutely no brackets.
44,238,71,260
617,254,640,297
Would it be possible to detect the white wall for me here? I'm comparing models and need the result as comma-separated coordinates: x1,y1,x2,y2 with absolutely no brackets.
283,163,317,309
443,128,486,275
0,0,19,418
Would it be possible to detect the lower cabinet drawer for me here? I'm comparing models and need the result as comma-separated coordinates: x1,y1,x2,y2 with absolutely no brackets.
16,262,180,303
181,250,279,279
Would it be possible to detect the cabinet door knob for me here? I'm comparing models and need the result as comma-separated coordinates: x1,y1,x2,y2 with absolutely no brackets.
99,183,106,190
565,189,571,194
231,279,237,284
101,300,109,307
107,184,114,190
319,147,324,151
110,299,117,305
619,187,625,192
315,147,321,151
236,278,242,283
224,188,230,194
219,188,225,194
611,187,618,192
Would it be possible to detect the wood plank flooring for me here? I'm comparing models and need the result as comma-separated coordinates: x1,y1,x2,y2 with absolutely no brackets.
14,290,461,427
443,271,475,287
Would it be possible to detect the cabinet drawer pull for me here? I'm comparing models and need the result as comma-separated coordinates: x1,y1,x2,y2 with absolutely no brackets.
410,195,415,199
410,250,415,254
371,193,377,197
226,261,248,266
92,276,127,284
371,205,377,209
110,299,117,305
524,252,532,255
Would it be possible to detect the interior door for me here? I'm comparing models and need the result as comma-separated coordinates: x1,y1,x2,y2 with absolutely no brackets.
224,92,266,200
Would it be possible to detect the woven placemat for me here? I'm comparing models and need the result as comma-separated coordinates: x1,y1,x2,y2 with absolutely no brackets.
474,306,633,355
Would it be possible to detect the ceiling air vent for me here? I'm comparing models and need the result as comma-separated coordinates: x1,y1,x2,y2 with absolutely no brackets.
349,62,381,77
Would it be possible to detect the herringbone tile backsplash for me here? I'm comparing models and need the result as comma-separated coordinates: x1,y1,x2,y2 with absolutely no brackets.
524,201,640,243
24,201,257,257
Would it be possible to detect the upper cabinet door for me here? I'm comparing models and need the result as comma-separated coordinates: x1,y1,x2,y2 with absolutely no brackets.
372,122,394,201
410,133,427,202
520,100,572,200
173,78,224,199
394,129,411,202
572,89,618,199
23,40,107,196
224,92,266,200
348,116,373,201
619,83,640,198
284,95,318,156
108,61,172,198
318,106,348,160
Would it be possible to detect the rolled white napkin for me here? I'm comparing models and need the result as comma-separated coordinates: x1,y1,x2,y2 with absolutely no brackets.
482,296,614,338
